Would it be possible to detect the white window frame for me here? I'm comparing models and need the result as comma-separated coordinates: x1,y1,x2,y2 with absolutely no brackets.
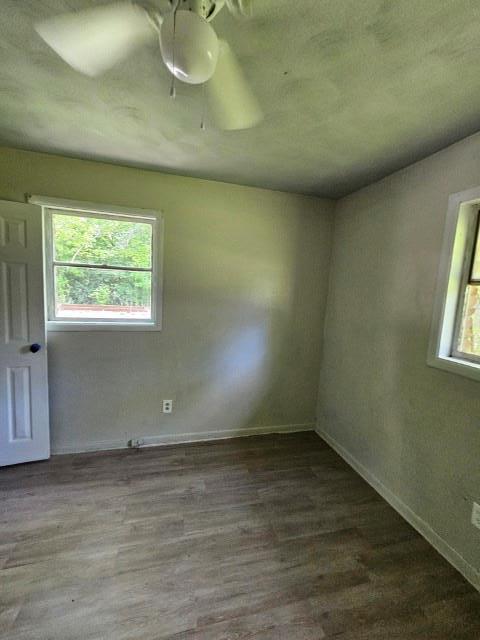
428,187,480,381
30,196,164,332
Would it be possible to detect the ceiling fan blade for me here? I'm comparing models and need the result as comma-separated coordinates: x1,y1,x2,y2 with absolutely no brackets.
206,40,263,130
35,2,155,77
225,0,254,18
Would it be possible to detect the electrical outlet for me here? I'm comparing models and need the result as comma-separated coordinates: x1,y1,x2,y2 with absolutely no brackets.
472,502,480,530
162,399,173,414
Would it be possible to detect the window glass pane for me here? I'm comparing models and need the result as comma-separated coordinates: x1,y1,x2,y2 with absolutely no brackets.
52,212,152,268
456,284,480,357
54,266,152,320
471,223,480,281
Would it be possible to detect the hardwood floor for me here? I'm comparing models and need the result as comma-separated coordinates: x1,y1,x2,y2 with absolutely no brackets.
1,431,479,639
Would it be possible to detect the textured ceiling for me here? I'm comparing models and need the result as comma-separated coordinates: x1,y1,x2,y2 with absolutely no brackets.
2,1,480,197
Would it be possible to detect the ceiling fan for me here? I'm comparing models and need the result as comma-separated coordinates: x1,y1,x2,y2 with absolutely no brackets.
35,0,263,130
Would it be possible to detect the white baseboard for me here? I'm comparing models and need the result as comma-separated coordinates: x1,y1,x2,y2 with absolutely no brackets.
52,423,315,455
316,427,480,592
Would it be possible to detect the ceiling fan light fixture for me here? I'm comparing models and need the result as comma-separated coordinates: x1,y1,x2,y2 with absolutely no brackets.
159,10,219,85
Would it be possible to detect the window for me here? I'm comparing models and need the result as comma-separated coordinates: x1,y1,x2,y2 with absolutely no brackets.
452,212,480,363
428,188,480,380
33,197,163,330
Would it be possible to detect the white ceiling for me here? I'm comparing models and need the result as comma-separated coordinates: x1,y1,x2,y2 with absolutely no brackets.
2,0,480,197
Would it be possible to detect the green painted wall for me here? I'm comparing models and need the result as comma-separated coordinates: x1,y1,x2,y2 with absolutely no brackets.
0,146,334,451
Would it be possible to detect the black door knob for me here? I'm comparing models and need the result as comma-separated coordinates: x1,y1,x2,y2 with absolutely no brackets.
30,343,42,353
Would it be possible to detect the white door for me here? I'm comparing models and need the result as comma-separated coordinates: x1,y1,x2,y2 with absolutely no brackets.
0,200,50,466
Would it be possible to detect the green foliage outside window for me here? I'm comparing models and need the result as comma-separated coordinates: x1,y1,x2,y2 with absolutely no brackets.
52,212,152,308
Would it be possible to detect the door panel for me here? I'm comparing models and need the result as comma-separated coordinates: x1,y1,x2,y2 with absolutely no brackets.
0,201,50,466
7,366,33,440
4,261,29,342
0,215,26,248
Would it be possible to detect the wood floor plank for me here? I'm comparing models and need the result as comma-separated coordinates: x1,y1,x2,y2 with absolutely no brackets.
1,432,478,639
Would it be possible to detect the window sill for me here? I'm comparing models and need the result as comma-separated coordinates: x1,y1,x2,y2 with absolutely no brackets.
47,321,161,332
427,354,480,382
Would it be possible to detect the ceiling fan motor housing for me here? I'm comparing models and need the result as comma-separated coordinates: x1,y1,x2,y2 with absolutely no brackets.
178,0,225,21
171,0,252,20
